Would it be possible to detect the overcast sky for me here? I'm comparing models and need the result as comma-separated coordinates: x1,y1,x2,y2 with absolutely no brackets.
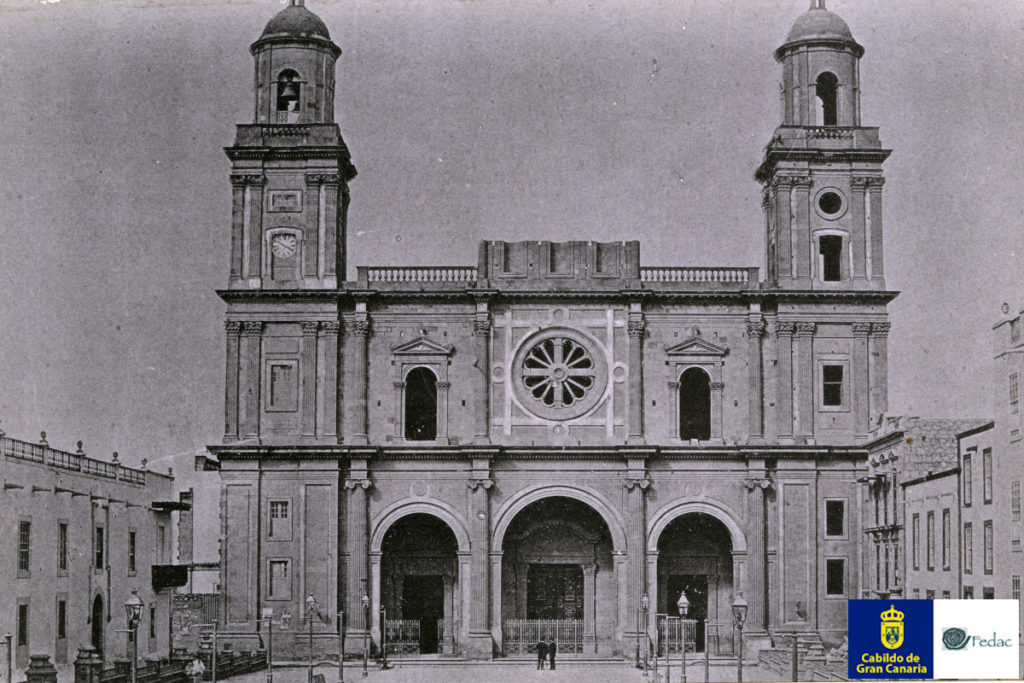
0,0,1021,465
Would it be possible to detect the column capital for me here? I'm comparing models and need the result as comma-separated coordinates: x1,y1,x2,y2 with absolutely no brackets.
225,321,243,335
230,173,266,187
794,322,816,337
710,381,725,390
746,320,766,338
241,321,263,336
582,563,597,576
775,321,796,337
392,381,406,389
301,321,320,335
472,320,491,337
871,322,891,337
305,173,341,186
349,319,371,337
865,177,886,189
436,381,451,389
627,320,646,337
320,321,340,335
852,322,872,337
466,478,494,491
623,477,651,491
667,381,680,390
743,477,773,491
344,478,373,490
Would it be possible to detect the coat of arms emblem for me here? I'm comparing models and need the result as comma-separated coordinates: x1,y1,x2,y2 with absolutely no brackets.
880,604,904,650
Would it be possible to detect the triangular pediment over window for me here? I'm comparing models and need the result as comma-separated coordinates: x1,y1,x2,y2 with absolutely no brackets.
665,336,729,357
391,337,453,356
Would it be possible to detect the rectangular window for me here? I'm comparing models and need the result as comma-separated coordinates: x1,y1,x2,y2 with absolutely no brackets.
18,520,31,575
149,605,156,640
825,558,845,596
942,508,951,570
1011,372,1019,414
825,500,845,537
57,600,66,640
822,365,844,407
819,235,843,281
926,589,935,600
267,361,298,411
1013,576,1021,601
983,448,993,504
58,522,68,573
964,523,973,574
912,514,920,570
268,559,291,599
269,500,291,540
983,587,995,599
913,588,920,599
942,590,950,599
927,511,935,571
17,604,28,647
1012,480,1021,522
984,520,993,574
964,586,974,599
964,453,973,507
157,526,166,564
128,531,137,574
95,527,105,570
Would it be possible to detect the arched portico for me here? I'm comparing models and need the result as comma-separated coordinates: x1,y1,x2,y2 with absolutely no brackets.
369,500,472,655
491,484,627,554
646,500,747,554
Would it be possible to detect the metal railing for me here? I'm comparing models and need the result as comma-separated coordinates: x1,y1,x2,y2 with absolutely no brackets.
640,267,755,284
383,619,420,656
363,266,479,283
656,616,698,655
1,435,148,485
501,619,583,654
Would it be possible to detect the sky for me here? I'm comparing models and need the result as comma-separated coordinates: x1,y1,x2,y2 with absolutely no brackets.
0,0,1021,466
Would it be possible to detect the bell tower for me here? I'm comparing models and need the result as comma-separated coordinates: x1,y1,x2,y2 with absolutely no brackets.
757,0,890,290
226,0,356,290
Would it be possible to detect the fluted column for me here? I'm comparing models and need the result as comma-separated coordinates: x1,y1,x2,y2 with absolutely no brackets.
773,177,794,282
228,176,246,281
303,175,322,279
869,322,890,419
852,322,871,438
791,177,813,279
627,314,646,445
744,474,772,633
775,322,795,442
472,305,491,443
301,322,318,440
240,321,263,440
794,322,816,440
746,319,766,442
244,175,266,281
867,178,886,281
347,317,370,445
466,476,493,658
319,322,339,440
850,177,869,280
344,474,372,646
623,476,650,645
224,321,242,441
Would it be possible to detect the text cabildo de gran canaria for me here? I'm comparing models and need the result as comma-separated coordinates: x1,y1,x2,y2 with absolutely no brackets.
855,652,928,676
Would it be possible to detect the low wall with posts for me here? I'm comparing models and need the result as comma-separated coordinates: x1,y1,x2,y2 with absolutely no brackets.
71,646,265,683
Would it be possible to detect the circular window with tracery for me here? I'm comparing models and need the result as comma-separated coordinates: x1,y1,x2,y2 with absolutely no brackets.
512,329,609,421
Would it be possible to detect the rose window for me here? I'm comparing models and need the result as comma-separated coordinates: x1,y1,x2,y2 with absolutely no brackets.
512,328,609,420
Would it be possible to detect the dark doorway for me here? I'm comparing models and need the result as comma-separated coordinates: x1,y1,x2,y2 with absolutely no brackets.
815,72,838,126
679,368,711,440
402,575,444,654
91,595,104,659
404,367,437,440
527,564,584,619
668,575,708,651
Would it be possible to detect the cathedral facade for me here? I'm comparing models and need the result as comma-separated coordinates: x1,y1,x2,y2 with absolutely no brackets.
211,0,895,660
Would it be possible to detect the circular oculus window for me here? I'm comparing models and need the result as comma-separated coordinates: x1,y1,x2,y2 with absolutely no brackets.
512,329,609,421
814,188,847,220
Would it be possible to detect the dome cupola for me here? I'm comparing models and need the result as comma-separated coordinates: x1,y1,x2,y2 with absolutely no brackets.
777,0,863,60
259,0,332,42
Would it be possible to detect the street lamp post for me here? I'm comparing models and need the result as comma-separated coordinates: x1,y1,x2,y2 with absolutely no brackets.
731,593,748,683
261,609,274,683
337,612,345,683
677,592,690,683
305,596,321,683
641,592,650,674
123,591,144,683
361,594,369,679
378,607,390,670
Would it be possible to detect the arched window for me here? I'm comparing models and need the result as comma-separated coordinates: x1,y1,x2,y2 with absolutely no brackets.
818,234,843,281
405,367,437,440
815,72,838,126
679,367,711,441
276,70,301,122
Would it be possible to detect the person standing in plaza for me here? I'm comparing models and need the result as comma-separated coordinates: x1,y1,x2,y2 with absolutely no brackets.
547,637,557,671
536,637,547,669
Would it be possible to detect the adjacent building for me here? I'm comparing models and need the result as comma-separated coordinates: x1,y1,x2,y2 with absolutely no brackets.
210,0,896,660
0,429,187,671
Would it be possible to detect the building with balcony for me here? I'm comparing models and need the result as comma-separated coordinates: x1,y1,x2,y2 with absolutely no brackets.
211,0,896,660
0,429,187,673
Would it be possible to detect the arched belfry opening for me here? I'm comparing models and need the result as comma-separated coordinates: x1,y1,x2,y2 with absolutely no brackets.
679,368,711,441
380,514,460,655
276,70,301,122
815,72,839,126
404,367,438,440
655,513,735,655
500,497,615,655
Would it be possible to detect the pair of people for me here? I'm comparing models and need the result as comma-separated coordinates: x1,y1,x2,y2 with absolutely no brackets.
535,637,557,670
186,655,205,683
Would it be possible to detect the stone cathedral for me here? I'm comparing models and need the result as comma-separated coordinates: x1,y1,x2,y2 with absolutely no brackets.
211,0,895,660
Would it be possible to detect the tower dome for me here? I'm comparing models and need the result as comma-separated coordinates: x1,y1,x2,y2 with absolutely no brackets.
778,1,862,58
260,0,331,42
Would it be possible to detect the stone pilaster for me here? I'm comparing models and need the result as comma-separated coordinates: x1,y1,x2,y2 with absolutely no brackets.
869,322,890,419
793,322,816,440
239,175,266,281
344,473,372,646
583,563,597,653
228,176,247,281
323,175,342,280
743,474,773,634
240,321,263,440
852,322,872,438
301,321,319,439
775,322,795,442
472,306,491,443
867,178,886,281
746,319,766,441
772,176,794,281
791,177,813,279
623,475,650,645
303,174,322,278
347,318,370,445
627,315,646,444
224,321,242,441
850,177,869,279
466,474,494,658
319,322,339,440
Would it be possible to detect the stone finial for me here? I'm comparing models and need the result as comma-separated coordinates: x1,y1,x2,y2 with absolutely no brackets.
76,441,84,454
112,451,119,464
0,419,5,437
141,458,148,470
40,430,48,445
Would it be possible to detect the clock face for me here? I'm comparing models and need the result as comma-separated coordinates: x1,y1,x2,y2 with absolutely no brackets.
271,234,297,258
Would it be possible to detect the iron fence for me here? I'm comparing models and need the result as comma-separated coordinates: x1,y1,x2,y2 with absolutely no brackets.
501,619,583,655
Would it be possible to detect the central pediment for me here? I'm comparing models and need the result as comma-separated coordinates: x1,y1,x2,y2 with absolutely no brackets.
665,336,729,357
391,337,453,356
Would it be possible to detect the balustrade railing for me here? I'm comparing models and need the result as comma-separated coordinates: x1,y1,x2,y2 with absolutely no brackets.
363,266,479,283
1,436,147,485
807,126,854,139
640,267,754,284
501,619,583,655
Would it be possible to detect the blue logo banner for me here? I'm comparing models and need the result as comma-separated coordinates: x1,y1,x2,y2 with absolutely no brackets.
849,600,934,679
